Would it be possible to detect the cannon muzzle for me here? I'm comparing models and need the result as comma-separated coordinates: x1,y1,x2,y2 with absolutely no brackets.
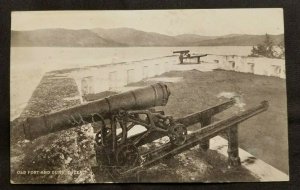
23,83,170,140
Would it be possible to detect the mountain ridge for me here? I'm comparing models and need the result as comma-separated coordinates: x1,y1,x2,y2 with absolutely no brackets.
11,28,284,47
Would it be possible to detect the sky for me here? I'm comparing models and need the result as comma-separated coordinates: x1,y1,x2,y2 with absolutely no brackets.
11,9,284,36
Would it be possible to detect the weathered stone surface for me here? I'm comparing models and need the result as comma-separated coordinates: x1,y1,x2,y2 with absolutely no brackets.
11,72,96,183
11,125,96,183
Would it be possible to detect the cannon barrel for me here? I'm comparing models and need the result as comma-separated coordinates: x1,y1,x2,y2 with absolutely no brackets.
173,50,190,54
23,83,170,140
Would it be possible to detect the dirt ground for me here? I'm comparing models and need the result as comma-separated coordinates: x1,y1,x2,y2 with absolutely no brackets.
130,69,289,174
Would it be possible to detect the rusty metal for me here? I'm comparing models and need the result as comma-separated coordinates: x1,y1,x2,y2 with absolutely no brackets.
23,83,170,140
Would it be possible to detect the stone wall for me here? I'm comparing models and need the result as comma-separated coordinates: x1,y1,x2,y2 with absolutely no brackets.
68,56,178,99
201,55,285,79
66,54,285,100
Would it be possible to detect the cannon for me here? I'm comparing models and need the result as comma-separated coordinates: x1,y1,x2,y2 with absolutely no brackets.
23,83,170,140
173,50,190,64
173,50,208,64
22,83,269,180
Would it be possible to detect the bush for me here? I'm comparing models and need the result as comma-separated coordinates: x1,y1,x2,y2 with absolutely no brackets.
249,33,285,59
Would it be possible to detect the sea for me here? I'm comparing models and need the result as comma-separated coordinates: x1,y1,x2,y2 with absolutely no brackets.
10,46,253,120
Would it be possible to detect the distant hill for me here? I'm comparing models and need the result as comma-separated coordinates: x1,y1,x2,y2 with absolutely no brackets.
91,27,181,46
11,27,284,47
11,28,125,47
195,34,284,46
174,34,218,44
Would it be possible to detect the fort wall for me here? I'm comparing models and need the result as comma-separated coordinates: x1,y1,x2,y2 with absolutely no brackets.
66,54,285,99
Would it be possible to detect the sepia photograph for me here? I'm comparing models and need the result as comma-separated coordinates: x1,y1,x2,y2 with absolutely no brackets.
10,9,289,183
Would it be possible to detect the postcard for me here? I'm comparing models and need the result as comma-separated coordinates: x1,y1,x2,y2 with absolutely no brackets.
10,9,288,183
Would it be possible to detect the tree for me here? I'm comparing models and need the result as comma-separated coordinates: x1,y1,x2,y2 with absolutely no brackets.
277,40,285,59
250,33,276,58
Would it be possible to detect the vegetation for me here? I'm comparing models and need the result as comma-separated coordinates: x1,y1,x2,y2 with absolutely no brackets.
249,33,285,59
